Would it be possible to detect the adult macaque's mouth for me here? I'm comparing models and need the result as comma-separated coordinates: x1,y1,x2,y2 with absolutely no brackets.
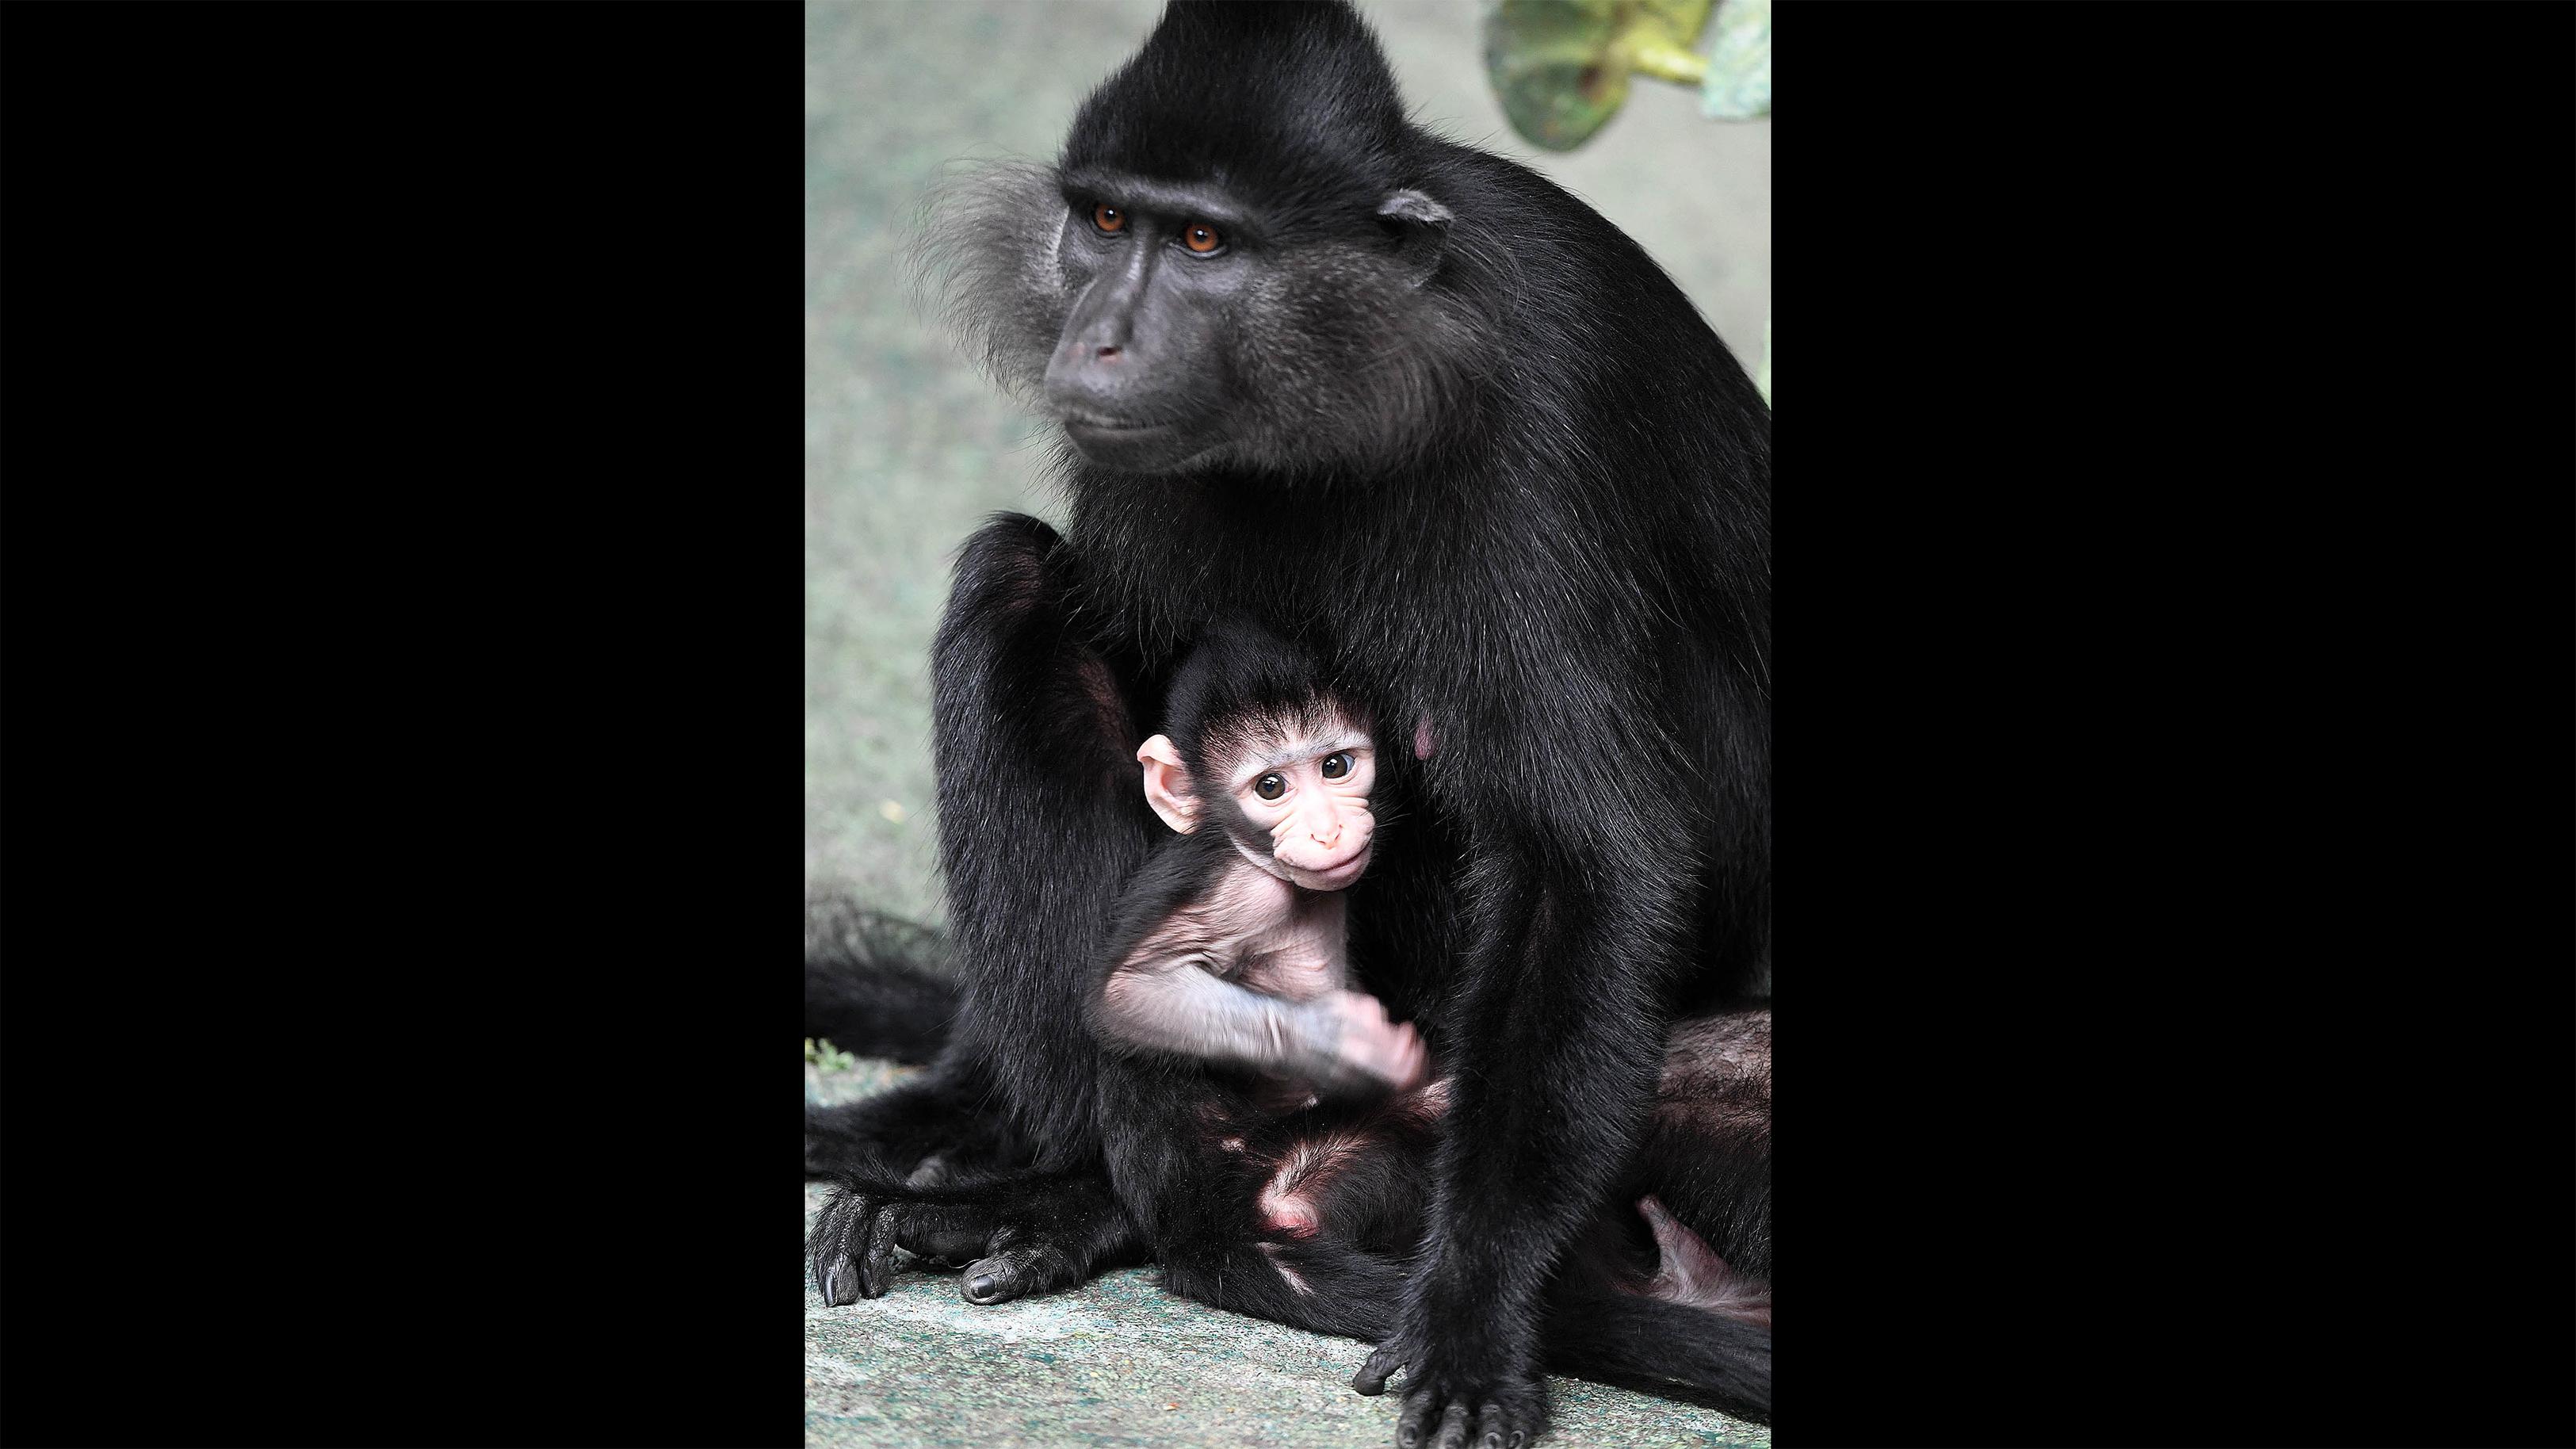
1058,412,1172,434
1058,415,1194,470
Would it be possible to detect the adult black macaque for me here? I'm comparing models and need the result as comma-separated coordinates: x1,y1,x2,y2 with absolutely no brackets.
809,3,1768,1443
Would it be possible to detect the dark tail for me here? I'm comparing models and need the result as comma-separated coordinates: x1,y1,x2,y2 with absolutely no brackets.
1544,1292,1771,1425
804,896,957,1064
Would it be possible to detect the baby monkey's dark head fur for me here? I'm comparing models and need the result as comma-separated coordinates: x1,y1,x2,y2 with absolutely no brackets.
1140,619,1379,893
916,0,1510,480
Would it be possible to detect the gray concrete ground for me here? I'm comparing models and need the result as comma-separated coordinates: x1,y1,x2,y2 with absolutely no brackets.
807,1061,1771,1449
806,3,1771,1443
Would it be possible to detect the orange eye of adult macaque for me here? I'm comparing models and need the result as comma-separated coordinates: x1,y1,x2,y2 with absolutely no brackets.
1184,223,1221,253
1320,751,1351,780
1092,205,1125,234
1255,772,1286,801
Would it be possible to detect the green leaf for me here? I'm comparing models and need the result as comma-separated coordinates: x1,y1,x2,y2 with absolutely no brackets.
805,1037,859,1072
1699,0,1770,121
1485,0,1718,151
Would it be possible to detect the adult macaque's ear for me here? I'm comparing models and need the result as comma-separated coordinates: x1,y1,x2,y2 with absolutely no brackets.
1377,189,1452,286
1137,734,1199,834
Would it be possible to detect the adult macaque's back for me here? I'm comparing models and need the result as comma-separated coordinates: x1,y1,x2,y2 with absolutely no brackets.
820,4,1768,1440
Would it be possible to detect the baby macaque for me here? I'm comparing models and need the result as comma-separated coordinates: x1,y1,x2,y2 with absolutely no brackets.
1088,624,1766,1360
1090,621,1427,1096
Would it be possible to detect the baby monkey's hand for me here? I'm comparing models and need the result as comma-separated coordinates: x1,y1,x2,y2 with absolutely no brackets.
1323,988,1428,1092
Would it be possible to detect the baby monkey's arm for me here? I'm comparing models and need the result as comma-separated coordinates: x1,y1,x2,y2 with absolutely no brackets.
1098,916,1424,1093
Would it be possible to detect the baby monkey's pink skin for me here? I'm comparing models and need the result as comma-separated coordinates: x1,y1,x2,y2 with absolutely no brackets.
1107,719,1425,1095
1317,986,1424,1093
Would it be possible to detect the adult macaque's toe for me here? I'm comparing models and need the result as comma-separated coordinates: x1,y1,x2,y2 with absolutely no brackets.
858,1210,903,1298
808,1191,877,1302
961,1256,1015,1304
823,1258,861,1307
1352,1339,1407,1394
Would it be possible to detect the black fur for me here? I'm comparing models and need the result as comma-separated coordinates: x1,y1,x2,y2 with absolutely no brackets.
1092,827,1236,988
1541,1294,1771,1424
1157,617,1367,793
812,2,1769,1439
803,897,955,1064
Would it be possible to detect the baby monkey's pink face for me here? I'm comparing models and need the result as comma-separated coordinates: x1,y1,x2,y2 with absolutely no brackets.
1226,731,1377,890
1138,703,1380,892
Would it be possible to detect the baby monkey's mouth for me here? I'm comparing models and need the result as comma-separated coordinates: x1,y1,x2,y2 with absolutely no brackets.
1286,842,1371,891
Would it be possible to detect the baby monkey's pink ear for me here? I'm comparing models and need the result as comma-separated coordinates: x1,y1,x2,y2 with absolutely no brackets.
1137,734,1200,833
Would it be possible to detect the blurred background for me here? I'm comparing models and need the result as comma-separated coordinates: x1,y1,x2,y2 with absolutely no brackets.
805,0,1771,925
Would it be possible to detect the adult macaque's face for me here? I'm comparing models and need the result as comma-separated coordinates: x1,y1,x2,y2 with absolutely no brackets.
1229,738,1375,889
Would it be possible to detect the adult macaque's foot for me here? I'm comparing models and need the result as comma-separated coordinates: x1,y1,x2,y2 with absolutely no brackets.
808,1170,1141,1308
809,1182,984,1304
808,1182,1084,1306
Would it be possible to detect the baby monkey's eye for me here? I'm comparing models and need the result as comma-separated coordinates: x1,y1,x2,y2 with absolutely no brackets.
1255,773,1286,801
1319,751,1352,780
